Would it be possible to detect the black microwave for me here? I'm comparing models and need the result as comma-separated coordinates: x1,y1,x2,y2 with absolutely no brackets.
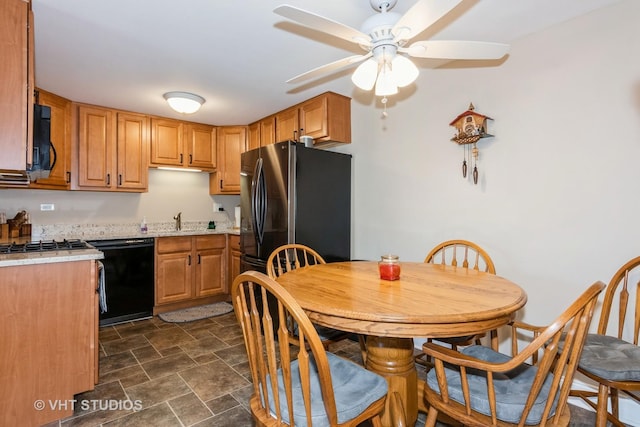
27,103,55,180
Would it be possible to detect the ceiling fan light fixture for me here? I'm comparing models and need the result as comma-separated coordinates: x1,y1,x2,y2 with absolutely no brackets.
374,62,398,96
391,55,419,87
352,59,378,90
163,91,205,114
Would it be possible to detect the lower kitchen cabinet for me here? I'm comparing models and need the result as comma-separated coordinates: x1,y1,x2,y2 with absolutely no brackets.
228,234,241,290
0,259,98,427
154,234,227,313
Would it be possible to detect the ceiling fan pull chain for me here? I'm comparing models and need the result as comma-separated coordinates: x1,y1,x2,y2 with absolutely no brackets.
381,96,388,118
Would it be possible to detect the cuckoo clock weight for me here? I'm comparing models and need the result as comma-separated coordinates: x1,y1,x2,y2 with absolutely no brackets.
450,103,494,184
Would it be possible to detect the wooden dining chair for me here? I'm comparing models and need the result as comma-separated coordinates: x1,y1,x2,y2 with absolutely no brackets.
416,239,498,368
267,243,367,363
424,239,496,273
570,256,640,427
422,281,605,427
231,271,388,426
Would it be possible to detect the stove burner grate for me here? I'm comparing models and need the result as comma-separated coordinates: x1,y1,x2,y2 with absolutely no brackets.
0,239,91,254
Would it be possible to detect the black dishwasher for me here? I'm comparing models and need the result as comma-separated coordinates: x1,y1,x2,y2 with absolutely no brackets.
87,238,155,326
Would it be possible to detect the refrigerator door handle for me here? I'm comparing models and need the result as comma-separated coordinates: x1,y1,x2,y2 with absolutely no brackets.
251,158,266,246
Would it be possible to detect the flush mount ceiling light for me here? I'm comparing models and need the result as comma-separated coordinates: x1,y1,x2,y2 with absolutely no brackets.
274,0,510,100
163,91,205,114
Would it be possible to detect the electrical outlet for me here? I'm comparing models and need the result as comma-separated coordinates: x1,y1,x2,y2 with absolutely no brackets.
40,203,55,211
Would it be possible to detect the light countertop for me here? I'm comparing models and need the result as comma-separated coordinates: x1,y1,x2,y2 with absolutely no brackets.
0,221,239,267
0,248,104,267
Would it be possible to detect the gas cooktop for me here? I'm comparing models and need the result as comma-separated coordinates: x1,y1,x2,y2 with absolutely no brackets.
0,239,92,254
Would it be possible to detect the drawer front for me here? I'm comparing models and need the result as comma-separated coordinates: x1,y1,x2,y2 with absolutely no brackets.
156,236,192,253
195,234,226,250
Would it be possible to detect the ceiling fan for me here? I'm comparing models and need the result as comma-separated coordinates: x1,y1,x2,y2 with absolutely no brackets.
274,0,510,97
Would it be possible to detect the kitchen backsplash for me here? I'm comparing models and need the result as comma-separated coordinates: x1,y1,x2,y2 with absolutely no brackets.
36,211,235,240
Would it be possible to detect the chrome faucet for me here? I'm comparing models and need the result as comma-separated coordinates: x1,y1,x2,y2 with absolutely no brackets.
173,212,182,231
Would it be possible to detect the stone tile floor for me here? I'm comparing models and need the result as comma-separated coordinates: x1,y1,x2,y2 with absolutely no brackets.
41,313,606,426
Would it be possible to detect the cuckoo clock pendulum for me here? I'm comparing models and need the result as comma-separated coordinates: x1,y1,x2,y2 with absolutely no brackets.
449,103,494,184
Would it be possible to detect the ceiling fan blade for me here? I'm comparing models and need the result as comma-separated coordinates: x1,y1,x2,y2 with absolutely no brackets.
392,0,463,42
274,5,371,46
402,40,510,60
286,53,372,84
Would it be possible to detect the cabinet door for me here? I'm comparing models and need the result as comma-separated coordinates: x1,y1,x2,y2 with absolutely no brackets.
212,126,246,194
260,116,276,146
77,105,116,189
0,260,96,427
195,247,226,297
30,89,72,189
156,251,193,304
150,117,184,167
185,123,216,170
0,0,32,172
117,112,148,190
299,96,328,140
275,107,299,142
248,121,260,151
228,234,241,291
248,116,276,150
301,92,351,146
194,235,226,297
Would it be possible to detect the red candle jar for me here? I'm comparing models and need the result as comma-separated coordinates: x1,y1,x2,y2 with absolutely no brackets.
379,255,401,281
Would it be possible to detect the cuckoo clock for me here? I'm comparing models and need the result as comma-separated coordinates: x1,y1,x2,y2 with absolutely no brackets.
449,103,494,184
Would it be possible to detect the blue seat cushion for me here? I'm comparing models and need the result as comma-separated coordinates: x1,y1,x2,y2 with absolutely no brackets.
265,352,388,426
291,323,345,342
578,334,640,381
426,345,557,425
315,325,347,341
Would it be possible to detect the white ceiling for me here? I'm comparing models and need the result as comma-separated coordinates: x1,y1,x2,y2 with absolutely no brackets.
31,0,623,126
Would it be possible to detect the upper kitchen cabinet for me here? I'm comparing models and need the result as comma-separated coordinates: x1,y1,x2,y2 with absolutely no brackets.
184,122,216,170
150,117,183,167
117,112,149,190
0,0,34,172
275,107,299,143
29,89,72,190
210,126,246,194
248,115,275,150
73,104,148,192
150,117,216,171
274,92,351,147
248,121,260,151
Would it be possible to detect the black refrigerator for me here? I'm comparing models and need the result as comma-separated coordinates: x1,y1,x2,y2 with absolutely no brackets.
240,140,351,274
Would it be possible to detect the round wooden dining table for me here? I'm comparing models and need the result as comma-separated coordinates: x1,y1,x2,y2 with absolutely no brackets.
275,260,527,427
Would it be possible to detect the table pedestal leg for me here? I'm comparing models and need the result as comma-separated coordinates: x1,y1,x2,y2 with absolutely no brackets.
365,336,417,427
